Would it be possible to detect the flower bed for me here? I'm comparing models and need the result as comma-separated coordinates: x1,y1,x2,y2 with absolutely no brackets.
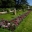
12,11,31,26
0,11,31,31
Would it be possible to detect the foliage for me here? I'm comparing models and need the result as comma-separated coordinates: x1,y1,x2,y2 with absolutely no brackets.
0,0,28,8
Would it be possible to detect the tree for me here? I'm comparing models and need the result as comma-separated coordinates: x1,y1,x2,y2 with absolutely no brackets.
0,0,2,7
0,0,28,8
15,0,28,11
0,0,15,8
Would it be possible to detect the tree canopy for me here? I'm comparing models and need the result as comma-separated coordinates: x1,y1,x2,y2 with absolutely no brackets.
0,0,29,8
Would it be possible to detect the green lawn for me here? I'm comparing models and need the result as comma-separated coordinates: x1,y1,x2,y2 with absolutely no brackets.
0,11,27,20
14,11,32,32
0,28,11,32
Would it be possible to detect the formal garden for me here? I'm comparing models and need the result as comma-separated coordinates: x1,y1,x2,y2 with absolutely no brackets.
0,8,32,32
0,0,32,32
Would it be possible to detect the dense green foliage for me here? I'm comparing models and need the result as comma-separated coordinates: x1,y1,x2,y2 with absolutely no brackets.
0,0,15,7
0,0,28,8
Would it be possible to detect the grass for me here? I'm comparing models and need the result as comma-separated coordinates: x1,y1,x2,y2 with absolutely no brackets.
0,10,27,20
14,11,32,32
0,28,10,32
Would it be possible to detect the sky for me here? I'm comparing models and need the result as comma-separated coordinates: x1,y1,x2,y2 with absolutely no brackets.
27,0,32,6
